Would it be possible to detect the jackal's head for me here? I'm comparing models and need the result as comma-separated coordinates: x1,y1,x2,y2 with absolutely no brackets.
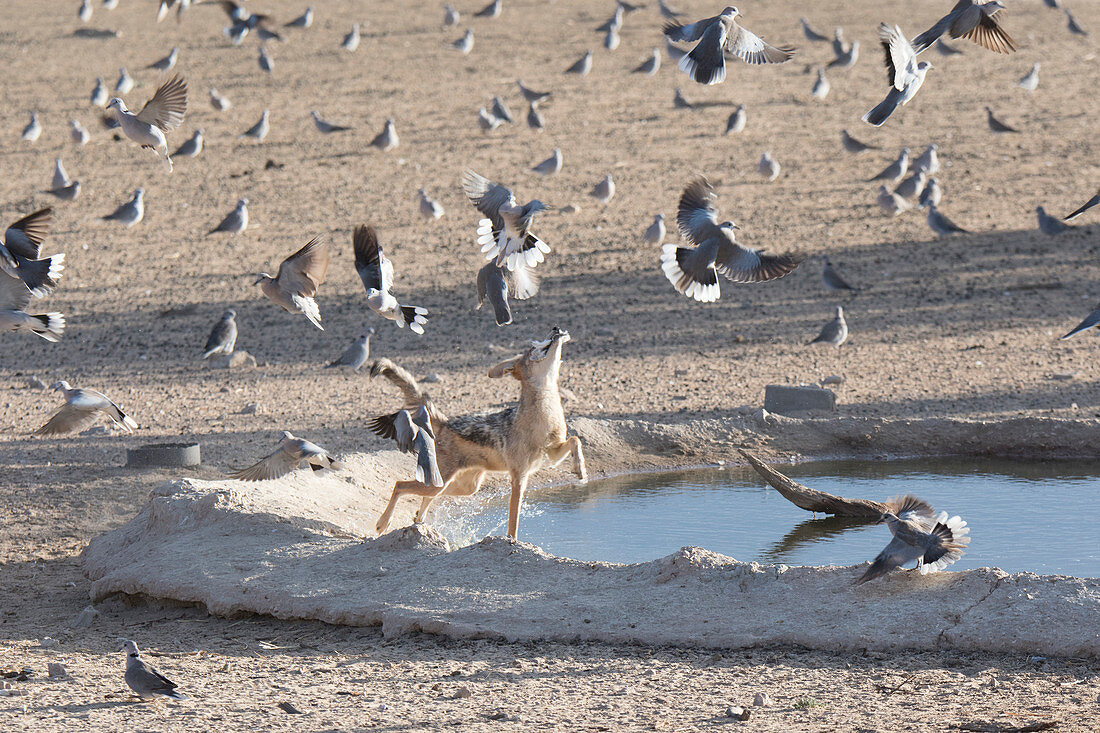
488,326,571,387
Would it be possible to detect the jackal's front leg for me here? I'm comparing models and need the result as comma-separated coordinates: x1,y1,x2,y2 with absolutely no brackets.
547,436,586,482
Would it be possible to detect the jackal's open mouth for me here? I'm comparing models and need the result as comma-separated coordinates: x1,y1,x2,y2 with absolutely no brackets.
529,326,570,360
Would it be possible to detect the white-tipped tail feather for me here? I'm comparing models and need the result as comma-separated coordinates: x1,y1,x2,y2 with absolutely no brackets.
920,512,970,574
660,244,720,303
30,312,66,342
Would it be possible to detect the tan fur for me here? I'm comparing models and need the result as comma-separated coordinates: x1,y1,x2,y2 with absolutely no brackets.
372,328,586,540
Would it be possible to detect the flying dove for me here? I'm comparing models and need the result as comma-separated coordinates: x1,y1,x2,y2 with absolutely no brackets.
230,431,341,481
172,128,203,158
659,0,683,20
827,39,859,69
809,306,847,347
527,102,545,130
516,80,550,103
918,178,942,209
462,170,551,271
201,309,237,359
800,18,828,42
1065,189,1099,221
476,259,538,326
1061,304,1100,339
757,151,780,182
822,257,857,294
121,641,185,701
0,260,63,342
444,5,459,26
475,0,502,18
725,104,746,134
605,26,621,51
566,50,593,75
36,381,136,435
856,495,970,584
863,24,932,127
673,88,694,108
254,237,330,330
102,189,145,227
868,148,909,183
811,67,830,100
453,29,474,54
258,44,274,73
70,119,90,145
241,110,269,140
326,328,374,371
645,213,666,244
115,68,134,94
354,224,429,334
286,7,313,28
590,174,615,203
369,405,443,487
532,148,563,176
1065,8,1088,36
911,0,1016,54
209,198,248,235
634,48,661,75
371,119,398,151
926,204,968,236
1015,62,1039,91
2,209,64,297
106,74,188,172
1036,206,1071,236
490,97,514,124
418,189,444,222
91,78,108,107
148,47,178,72
79,0,92,22
913,144,940,175
877,185,912,216
985,106,1018,133
342,23,360,51
895,169,927,200
21,113,41,143
209,88,231,111
841,129,878,153
664,6,794,86
660,177,801,302
478,107,503,131
311,110,351,133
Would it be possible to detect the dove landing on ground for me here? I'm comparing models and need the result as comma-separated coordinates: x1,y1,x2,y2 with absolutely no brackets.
863,24,931,127
121,641,185,701
1065,190,1099,221
809,306,847,347
1037,206,1071,235
757,152,780,182
173,128,203,158
869,148,910,184
354,225,429,334
1016,62,1039,91
663,6,794,86
532,148,563,177
476,259,539,326
369,405,443,487
241,110,269,140
106,75,188,172
201,309,237,359
21,113,41,143
209,198,248,235
418,189,444,222
856,496,970,584
102,189,145,227
326,329,373,371
725,105,746,134
36,381,136,435
927,205,968,237
645,214,666,245
254,238,330,330
231,431,341,481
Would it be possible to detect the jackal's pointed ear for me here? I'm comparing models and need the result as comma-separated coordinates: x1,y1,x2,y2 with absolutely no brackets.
488,354,523,379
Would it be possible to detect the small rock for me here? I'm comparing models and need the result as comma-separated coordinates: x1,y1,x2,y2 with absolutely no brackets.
454,686,472,699
48,663,69,679
277,701,303,714
820,375,844,386
25,376,48,390
753,692,772,707
240,403,261,415
420,373,442,384
72,606,99,628
38,637,60,650
726,706,748,719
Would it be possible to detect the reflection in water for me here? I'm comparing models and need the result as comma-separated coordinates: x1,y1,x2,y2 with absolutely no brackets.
760,515,874,562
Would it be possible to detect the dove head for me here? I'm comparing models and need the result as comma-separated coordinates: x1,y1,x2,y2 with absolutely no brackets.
720,6,739,20
986,0,1006,11
254,273,273,285
719,220,740,233
223,309,236,320
134,188,145,199
50,380,72,393
105,98,127,116
280,431,295,442
917,61,933,73
238,198,249,207
835,306,844,318
120,640,140,656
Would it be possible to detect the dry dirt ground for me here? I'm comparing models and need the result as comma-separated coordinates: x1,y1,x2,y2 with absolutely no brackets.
1,0,1099,729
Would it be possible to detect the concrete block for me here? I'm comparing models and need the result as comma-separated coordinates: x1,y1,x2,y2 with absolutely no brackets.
764,385,837,416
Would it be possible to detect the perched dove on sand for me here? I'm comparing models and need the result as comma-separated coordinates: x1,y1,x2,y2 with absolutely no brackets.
91,78,109,107
725,104,746,134
919,178,942,209
1062,304,1100,339
517,80,551,104
115,68,134,94
822,257,857,294
462,170,551,272
258,44,274,73
673,88,694,108
311,110,351,133
354,224,429,334
453,29,474,54
660,177,800,302
1016,62,1039,91
811,67,830,100
1,209,64,297
856,495,970,584
590,174,615,203
634,48,661,75
645,214,666,245
342,24,361,51
326,329,374,371
832,28,847,58
985,106,1018,133
911,0,1016,55
371,119,398,151
801,18,828,43
527,102,544,130
605,26,621,51
913,144,940,175
927,204,968,236
444,5,459,26
172,128,203,158
827,39,859,69
121,641,185,701
254,237,330,330
51,160,70,192
1065,8,1088,36
566,50,593,75
102,189,145,227
476,260,538,326
418,189,445,222
1036,206,1071,235
878,185,912,216
230,431,341,481
532,148,563,176
475,0,502,18
241,110,269,141
209,198,248,235
79,0,92,22
209,88,231,111
478,107,504,131
0,261,63,343
841,129,877,153
201,309,237,359
369,405,443,487
1065,190,1099,221
869,148,909,183
863,24,932,127
70,119,90,145
148,47,178,72
286,7,313,28
106,74,188,172
21,113,41,143
809,306,848,347
597,6,623,33
664,6,794,85
490,97,514,124
895,169,927,200
36,381,136,434
757,151,780,182
45,181,80,202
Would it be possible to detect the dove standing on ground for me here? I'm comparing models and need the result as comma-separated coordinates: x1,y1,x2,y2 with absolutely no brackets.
106,75,188,172
453,29,474,54
1065,189,1099,221
463,171,551,271
418,189,444,222
354,225,429,333
21,113,41,143
231,431,341,481
201,309,237,359
369,405,443,487
831,28,846,57
258,44,274,73
286,7,313,28
919,178,943,209
811,67,830,100
877,186,912,216
927,204,969,237
841,129,877,153
527,102,544,130
634,48,661,75
478,107,503,131
645,214,666,245
590,174,615,203
91,78,109,107
209,88,231,111
532,148,563,177
241,110,269,141
673,88,693,109
115,68,134,94
664,6,794,86
209,198,248,235
605,25,621,51
311,110,351,133
1016,62,1039,91
444,5,459,25
342,23,361,51
516,80,550,104
597,5,623,33
79,0,92,22
828,40,859,69
45,181,80,202
567,50,593,75
869,148,910,183
490,97,514,124
172,128,203,158
371,119,398,151
985,106,1019,133
102,189,145,227
476,259,538,326
660,177,800,302
120,641,185,701
148,47,179,72
2,209,64,298
36,381,136,435
913,144,940,175
51,160,69,192
757,151,780,182
911,0,1016,54
1062,304,1100,339
895,169,927,200
800,18,828,43
1065,8,1088,36
856,495,970,584
254,237,330,330
476,0,502,18
326,328,374,371
809,306,848,347
864,24,932,127
822,257,857,294
70,119,90,145
725,104,746,134
1037,206,1071,236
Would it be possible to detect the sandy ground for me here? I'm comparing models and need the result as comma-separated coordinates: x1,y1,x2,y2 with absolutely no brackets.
2,0,1100,729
